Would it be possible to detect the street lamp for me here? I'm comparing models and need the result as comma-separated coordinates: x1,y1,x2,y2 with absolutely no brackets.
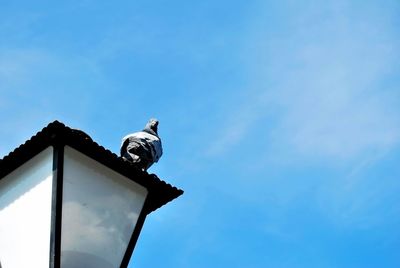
0,121,183,268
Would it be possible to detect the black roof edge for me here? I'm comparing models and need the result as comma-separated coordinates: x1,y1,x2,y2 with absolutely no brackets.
0,120,183,214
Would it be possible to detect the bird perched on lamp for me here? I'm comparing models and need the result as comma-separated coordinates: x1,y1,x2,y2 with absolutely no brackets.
120,118,163,171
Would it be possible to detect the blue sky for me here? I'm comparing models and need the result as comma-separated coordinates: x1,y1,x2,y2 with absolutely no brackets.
1,0,400,267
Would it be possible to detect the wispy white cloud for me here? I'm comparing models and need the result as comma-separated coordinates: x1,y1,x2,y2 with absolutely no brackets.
274,34,399,157
201,2,400,235
205,1,400,165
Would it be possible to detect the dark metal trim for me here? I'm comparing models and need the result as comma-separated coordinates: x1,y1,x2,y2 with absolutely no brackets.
0,121,183,214
49,145,64,268
120,197,150,268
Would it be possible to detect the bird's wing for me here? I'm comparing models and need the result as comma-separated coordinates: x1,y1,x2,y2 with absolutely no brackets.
120,132,141,149
120,131,163,164
150,139,163,162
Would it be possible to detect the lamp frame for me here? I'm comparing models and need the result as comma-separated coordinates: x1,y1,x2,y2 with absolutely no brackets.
0,121,183,268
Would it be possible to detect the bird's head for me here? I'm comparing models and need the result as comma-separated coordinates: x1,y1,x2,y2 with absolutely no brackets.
145,118,159,134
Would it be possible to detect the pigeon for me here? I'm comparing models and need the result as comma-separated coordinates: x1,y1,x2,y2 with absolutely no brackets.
120,118,163,171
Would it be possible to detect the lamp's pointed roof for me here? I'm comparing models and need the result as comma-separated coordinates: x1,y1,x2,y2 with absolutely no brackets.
0,120,183,214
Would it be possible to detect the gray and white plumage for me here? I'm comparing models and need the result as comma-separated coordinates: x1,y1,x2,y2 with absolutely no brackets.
120,118,163,171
